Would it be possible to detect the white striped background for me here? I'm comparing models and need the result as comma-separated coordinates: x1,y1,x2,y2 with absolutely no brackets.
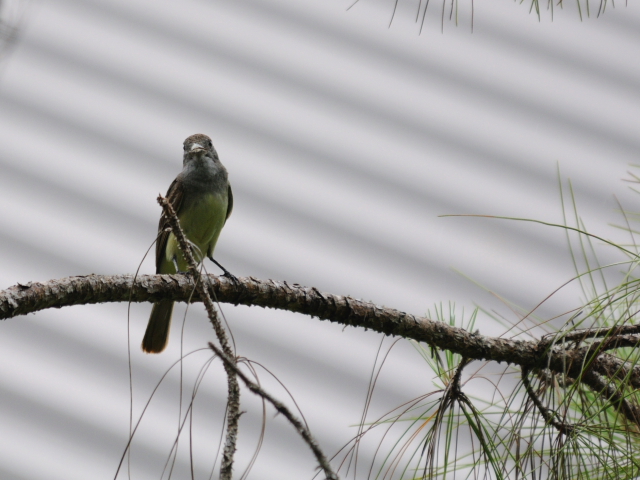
0,0,639,478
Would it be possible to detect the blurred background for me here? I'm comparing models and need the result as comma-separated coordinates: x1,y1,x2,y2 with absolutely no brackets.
0,0,639,478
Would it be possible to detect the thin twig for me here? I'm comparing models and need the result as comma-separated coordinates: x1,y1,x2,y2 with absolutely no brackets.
450,357,470,396
541,320,640,346
207,342,339,480
521,367,575,435
156,195,240,480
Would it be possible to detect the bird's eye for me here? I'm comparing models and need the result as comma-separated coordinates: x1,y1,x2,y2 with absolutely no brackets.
207,140,212,147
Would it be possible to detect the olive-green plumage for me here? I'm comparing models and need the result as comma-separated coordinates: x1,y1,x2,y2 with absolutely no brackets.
142,134,233,354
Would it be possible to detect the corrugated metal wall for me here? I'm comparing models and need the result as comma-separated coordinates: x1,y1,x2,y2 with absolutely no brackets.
0,0,639,478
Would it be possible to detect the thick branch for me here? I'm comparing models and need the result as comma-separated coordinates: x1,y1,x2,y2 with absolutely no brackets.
594,353,640,390
581,370,640,426
0,273,623,378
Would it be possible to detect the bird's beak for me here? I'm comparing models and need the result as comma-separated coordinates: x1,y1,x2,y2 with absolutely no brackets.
190,143,205,152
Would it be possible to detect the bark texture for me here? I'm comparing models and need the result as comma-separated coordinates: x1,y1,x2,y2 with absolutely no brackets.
0,274,619,372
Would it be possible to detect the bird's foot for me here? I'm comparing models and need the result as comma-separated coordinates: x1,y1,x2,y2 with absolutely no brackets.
222,270,240,285
172,256,194,276
208,256,240,284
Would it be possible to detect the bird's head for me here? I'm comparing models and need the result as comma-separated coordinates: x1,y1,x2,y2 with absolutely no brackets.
183,134,217,163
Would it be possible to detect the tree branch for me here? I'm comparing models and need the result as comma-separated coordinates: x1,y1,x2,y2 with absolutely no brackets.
521,367,575,435
0,272,633,395
593,353,640,390
581,370,640,426
207,342,338,480
156,195,240,480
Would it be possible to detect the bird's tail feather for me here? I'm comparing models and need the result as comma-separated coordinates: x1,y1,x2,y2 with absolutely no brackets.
142,300,174,353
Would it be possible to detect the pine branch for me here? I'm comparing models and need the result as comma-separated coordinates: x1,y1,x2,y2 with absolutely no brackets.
0,273,615,372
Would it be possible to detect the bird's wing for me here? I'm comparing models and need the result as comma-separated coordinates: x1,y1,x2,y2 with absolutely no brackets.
225,183,233,223
156,177,184,273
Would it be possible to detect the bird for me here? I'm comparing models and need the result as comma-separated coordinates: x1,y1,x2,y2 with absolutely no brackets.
142,133,233,354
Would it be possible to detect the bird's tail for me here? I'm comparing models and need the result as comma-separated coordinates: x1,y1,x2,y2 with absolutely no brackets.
142,300,174,353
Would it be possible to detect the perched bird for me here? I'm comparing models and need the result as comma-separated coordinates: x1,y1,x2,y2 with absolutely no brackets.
142,134,233,354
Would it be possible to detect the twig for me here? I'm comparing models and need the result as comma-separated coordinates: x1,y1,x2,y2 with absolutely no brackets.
541,321,640,347
521,367,575,435
450,357,470,396
207,342,339,480
581,334,640,355
156,195,240,480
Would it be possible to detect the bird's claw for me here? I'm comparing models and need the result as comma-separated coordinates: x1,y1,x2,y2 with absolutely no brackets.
222,270,240,285
208,256,238,284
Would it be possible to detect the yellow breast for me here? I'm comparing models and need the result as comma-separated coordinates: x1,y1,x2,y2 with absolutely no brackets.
162,192,228,273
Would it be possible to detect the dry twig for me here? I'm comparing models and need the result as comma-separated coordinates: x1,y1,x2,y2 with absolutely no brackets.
207,342,339,480
156,195,240,480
